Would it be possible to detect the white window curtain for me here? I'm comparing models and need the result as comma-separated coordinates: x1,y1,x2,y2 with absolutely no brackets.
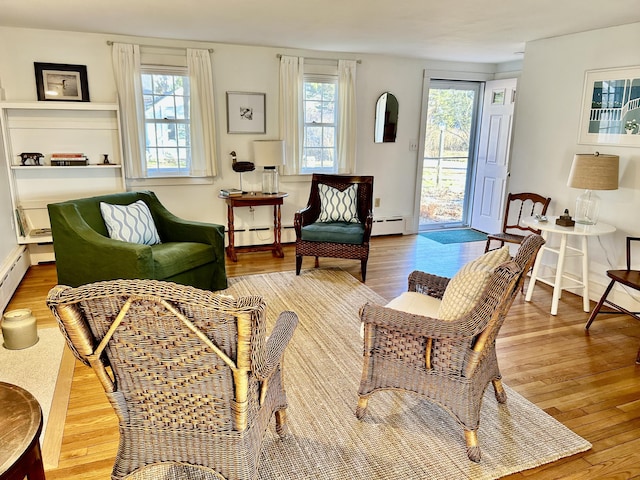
337,60,357,174
187,49,217,177
279,55,304,175
111,43,146,179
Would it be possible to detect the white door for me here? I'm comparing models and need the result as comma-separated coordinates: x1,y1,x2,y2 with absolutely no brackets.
470,78,517,233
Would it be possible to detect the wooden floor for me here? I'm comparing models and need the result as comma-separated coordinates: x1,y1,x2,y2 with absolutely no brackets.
6,234,640,479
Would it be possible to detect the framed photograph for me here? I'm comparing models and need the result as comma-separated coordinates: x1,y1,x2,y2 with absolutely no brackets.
34,62,90,102
578,65,640,146
226,92,266,134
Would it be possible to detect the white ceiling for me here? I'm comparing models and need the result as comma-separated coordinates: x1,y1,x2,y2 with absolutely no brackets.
1,0,639,64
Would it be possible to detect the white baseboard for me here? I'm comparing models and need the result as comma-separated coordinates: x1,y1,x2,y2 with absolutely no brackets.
0,246,30,313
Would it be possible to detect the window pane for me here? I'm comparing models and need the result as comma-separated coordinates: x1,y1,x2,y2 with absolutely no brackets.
141,70,191,176
305,126,322,147
323,126,335,147
153,75,175,95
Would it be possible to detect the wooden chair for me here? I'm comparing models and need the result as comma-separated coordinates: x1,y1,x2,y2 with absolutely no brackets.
356,234,545,462
585,236,640,364
46,279,298,480
484,192,551,252
294,174,374,281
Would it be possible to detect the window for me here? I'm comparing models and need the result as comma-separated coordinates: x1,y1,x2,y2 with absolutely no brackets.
302,74,337,174
141,67,191,177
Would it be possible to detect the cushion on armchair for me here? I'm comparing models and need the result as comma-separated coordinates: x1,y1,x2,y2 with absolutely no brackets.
301,221,365,244
382,246,510,321
438,246,510,320
100,200,161,245
318,183,359,223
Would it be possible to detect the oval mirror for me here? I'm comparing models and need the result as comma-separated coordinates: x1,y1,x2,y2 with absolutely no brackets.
374,92,399,143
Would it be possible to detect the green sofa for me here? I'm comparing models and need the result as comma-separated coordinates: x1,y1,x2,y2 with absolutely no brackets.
47,191,227,290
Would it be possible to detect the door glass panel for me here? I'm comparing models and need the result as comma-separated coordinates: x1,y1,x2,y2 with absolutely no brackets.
419,81,480,230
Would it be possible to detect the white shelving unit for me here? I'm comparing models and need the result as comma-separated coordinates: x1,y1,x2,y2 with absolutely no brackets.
1,101,125,263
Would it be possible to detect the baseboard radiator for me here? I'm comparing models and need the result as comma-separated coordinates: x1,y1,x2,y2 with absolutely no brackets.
0,246,30,313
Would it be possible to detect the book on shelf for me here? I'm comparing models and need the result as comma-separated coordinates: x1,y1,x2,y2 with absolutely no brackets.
220,188,243,197
50,153,89,166
15,207,27,237
29,227,52,237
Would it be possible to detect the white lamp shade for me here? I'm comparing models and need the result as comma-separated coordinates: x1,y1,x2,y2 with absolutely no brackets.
253,140,285,167
567,153,619,190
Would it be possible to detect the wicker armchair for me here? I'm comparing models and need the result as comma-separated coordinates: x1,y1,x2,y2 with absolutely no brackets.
46,279,298,480
356,234,544,462
294,174,374,281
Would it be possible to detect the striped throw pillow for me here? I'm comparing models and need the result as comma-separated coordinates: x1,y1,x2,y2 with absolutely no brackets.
100,200,161,245
318,184,359,223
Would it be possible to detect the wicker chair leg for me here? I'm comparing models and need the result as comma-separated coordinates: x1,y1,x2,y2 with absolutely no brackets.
275,409,289,437
492,378,507,403
361,259,368,282
314,256,320,268
295,255,302,275
464,430,481,463
636,344,640,365
355,396,369,419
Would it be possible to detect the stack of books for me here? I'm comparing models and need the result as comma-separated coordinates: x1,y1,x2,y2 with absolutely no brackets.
51,153,89,166
220,188,243,197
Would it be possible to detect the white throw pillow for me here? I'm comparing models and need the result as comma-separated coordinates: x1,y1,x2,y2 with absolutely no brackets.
438,246,510,321
317,183,359,223
100,200,161,245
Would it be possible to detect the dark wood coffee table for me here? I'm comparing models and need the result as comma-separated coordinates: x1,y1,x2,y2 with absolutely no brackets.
0,382,45,480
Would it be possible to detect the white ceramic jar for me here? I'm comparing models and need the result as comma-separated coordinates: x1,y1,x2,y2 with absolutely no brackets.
2,308,38,350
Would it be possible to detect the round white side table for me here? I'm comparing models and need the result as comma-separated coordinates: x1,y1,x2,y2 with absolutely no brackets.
522,216,616,315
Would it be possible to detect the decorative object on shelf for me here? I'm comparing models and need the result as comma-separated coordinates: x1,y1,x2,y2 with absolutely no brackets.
50,153,89,166
102,154,111,165
18,152,44,166
226,92,266,134
555,209,575,227
230,150,254,192
253,140,285,194
567,151,619,225
34,62,90,102
578,65,640,146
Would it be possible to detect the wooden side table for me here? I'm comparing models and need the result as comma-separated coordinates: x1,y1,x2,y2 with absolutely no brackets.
0,382,45,480
219,192,288,262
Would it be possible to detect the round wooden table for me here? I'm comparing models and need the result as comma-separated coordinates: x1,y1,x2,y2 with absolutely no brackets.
0,382,46,480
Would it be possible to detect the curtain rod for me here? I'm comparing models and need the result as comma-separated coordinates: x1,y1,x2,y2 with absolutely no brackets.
276,54,361,64
106,41,213,53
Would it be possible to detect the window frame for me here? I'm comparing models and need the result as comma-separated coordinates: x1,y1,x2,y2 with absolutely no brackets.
141,65,192,178
301,73,339,175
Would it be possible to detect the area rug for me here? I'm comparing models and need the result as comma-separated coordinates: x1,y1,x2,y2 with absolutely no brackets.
420,228,488,244
224,269,591,480
0,327,74,468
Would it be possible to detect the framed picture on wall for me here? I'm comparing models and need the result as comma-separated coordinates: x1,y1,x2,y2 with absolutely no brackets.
578,65,640,147
34,62,90,102
226,92,266,134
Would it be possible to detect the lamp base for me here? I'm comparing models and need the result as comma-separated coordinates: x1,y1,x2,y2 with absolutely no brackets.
262,166,279,194
574,189,600,225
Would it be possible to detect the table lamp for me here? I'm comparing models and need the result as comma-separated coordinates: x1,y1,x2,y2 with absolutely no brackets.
567,152,619,225
253,140,285,194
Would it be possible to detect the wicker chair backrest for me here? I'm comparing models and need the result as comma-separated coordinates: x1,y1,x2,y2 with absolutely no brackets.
47,279,265,434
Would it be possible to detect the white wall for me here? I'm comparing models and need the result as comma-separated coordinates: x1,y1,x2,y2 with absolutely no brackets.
509,22,640,308
0,26,501,248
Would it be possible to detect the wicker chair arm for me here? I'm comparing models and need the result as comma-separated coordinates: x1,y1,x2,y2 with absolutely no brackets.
407,270,450,300
253,310,299,380
360,303,481,341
